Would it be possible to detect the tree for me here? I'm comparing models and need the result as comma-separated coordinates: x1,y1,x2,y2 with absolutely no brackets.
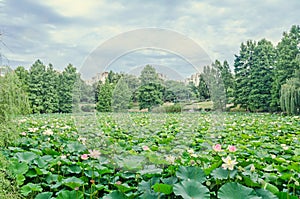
164,80,191,102
43,64,59,113
248,39,275,111
58,64,78,113
138,65,164,111
197,74,210,101
203,63,226,111
0,70,30,122
271,25,300,111
28,60,46,113
233,41,256,110
138,82,164,111
218,60,234,101
112,78,131,112
96,81,114,112
14,66,29,92
280,70,300,114
140,65,160,85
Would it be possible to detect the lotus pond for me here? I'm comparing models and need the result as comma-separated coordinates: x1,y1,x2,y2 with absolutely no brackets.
2,112,300,198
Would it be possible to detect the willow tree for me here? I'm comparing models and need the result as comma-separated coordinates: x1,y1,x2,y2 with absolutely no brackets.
280,78,300,115
0,70,30,122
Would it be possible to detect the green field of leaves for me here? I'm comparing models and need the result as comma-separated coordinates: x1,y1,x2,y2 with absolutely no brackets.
2,112,300,198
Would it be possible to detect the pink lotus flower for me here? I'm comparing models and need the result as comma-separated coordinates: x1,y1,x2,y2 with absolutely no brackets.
20,132,27,136
116,181,122,185
213,144,222,152
228,145,237,152
142,146,150,151
81,154,89,160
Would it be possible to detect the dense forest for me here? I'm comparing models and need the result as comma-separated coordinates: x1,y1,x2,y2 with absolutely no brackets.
2,25,300,115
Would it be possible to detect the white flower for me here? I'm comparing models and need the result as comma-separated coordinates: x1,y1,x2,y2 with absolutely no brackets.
43,129,54,136
28,127,38,132
78,137,87,144
88,149,101,159
250,164,255,172
271,154,276,159
222,156,238,170
187,149,194,154
166,155,175,164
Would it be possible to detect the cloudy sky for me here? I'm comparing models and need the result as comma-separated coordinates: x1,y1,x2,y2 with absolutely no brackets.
0,0,299,79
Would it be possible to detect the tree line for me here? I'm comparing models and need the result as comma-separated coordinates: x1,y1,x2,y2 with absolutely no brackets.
1,25,299,115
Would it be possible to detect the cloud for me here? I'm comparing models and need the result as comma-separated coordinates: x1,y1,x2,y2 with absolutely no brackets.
1,0,299,79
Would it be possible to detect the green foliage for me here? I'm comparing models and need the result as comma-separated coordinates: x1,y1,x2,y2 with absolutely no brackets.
0,70,30,122
203,63,226,110
112,78,131,112
58,64,79,113
248,39,275,112
43,64,59,113
173,180,210,199
234,40,256,110
271,25,300,111
218,182,257,199
140,65,160,85
164,80,192,102
280,77,300,114
234,39,275,112
96,81,114,112
28,60,46,113
2,113,300,198
138,82,164,111
138,65,164,111
198,74,210,100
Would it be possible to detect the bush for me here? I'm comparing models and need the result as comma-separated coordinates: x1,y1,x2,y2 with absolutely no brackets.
151,104,182,113
81,104,95,112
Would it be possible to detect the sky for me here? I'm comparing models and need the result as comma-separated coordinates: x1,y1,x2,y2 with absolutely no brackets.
0,0,299,80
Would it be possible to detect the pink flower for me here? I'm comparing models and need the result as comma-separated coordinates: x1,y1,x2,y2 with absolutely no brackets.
142,146,150,151
116,181,122,185
74,187,79,190
213,144,222,152
228,145,237,152
81,154,89,160
88,149,101,159
20,132,27,136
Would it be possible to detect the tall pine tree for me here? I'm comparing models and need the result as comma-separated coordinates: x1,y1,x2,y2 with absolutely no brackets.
271,25,300,111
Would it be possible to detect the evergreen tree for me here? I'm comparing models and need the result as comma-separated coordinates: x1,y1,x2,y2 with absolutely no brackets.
43,64,59,113
28,60,46,113
233,41,256,110
58,64,78,113
198,74,210,101
14,66,29,92
138,82,164,111
203,63,226,111
112,78,131,112
248,39,275,111
138,65,164,111
96,81,114,112
140,65,160,85
271,25,300,111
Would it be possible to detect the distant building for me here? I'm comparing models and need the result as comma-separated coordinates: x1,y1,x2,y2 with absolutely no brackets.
85,71,109,85
184,73,201,86
0,66,10,77
157,73,167,81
